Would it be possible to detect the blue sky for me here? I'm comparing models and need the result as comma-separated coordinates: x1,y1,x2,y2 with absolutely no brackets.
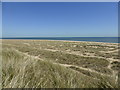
0,2,2,37
2,2,118,37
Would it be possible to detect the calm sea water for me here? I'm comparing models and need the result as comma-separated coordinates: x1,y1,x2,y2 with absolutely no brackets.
2,37,119,43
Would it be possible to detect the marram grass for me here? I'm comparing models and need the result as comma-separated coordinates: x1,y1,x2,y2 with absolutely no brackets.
2,40,119,88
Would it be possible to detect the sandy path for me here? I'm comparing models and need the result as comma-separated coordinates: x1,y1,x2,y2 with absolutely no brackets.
3,41,119,85
44,48,120,63
14,48,112,78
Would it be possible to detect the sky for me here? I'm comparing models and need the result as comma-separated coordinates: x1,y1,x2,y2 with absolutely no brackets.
0,2,2,37
2,2,118,37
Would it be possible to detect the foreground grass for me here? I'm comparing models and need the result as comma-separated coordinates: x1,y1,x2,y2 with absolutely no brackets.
2,48,98,88
2,40,119,88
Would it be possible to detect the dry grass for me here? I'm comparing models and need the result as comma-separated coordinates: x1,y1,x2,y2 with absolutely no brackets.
2,40,119,88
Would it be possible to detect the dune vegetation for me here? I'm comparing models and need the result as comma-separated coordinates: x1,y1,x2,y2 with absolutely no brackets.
2,39,120,88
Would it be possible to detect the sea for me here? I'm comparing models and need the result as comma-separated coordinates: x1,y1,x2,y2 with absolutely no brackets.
2,37,120,43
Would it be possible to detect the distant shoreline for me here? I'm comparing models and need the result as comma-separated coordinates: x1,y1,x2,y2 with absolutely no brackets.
1,39,119,44
1,37,119,43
